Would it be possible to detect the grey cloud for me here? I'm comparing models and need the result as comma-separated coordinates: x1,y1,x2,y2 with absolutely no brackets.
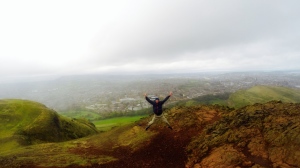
1,0,300,79
89,0,300,68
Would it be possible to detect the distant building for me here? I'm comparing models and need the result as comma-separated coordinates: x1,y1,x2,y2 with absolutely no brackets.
120,98,136,103
127,106,143,111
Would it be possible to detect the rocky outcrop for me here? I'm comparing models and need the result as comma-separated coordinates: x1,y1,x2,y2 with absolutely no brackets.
186,101,300,168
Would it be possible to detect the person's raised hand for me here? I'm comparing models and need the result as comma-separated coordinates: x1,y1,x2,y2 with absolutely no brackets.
169,91,173,96
144,93,147,97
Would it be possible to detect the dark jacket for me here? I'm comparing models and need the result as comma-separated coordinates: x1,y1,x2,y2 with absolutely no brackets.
145,95,170,116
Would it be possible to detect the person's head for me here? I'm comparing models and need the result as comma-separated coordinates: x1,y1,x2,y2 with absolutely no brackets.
155,98,159,103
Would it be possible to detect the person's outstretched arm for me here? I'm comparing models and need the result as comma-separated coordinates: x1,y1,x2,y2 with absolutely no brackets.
161,91,172,104
144,93,154,105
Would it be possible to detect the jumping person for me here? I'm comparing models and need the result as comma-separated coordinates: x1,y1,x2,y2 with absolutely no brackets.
144,92,173,130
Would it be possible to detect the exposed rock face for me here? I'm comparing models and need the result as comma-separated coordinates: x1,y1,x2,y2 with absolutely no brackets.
167,104,231,131
186,101,300,168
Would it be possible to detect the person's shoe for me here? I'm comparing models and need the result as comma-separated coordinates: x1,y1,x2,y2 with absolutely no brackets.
168,126,173,130
145,126,150,131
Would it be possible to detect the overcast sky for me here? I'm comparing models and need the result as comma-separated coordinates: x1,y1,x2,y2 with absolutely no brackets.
1,0,300,80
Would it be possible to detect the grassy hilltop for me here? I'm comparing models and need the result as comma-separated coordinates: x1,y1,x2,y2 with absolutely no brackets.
174,85,300,109
228,85,300,108
0,99,98,152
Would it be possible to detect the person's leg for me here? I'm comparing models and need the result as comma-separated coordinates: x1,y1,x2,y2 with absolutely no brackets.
162,114,172,130
145,115,157,130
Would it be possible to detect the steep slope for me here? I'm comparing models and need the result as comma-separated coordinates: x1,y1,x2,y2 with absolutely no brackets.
186,101,300,168
228,85,300,108
0,99,98,152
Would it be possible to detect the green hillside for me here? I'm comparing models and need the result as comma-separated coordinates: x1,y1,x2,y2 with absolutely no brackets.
228,85,300,108
1,101,300,167
0,99,98,152
61,110,102,121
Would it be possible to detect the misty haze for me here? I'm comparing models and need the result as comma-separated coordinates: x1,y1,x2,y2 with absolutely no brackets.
1,1,300,168
1,71,300,112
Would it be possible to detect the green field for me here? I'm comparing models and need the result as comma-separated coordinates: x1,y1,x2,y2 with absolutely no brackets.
60,110,101,120
93,115,148,132
61,110,148,132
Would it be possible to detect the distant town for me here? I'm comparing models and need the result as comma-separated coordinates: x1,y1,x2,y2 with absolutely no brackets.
1,71,300,114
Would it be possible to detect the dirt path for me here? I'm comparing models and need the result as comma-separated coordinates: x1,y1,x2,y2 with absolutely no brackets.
91,126,199,168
